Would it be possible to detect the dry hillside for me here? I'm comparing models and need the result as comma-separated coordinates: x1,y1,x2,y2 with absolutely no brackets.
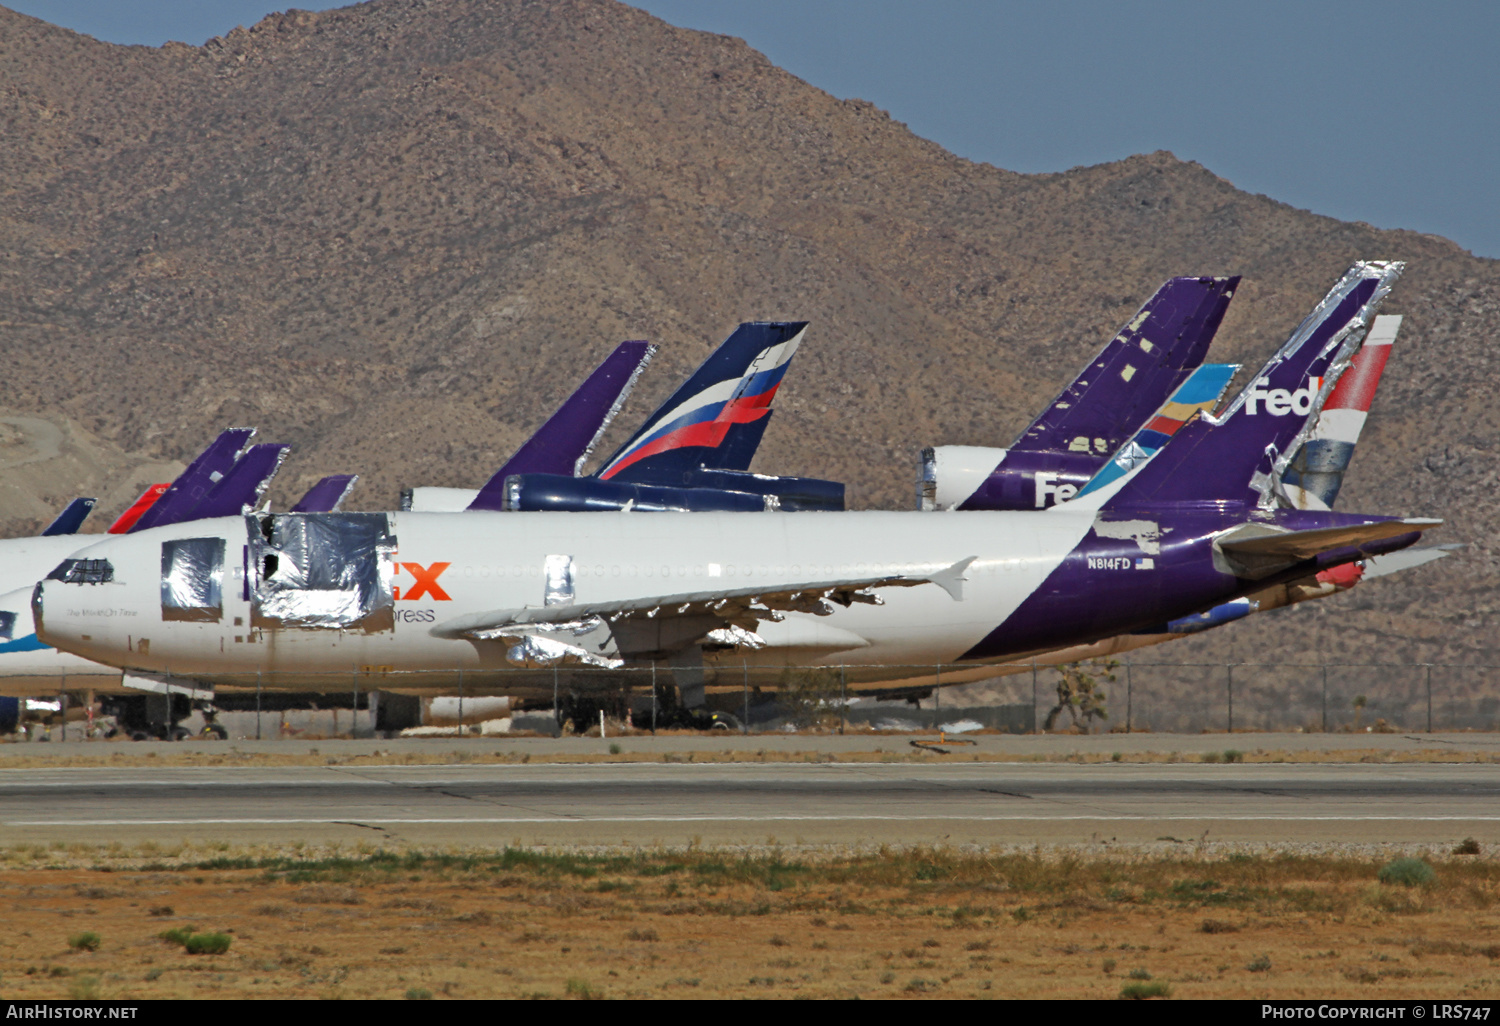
0,0,1496,668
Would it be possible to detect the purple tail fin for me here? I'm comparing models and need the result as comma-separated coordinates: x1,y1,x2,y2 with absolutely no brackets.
467,341,655,512
40,498,97,536
292,474,359,513
129,428,254,532
1012,276,1238,458
172,443,289,521
1102,262,1402,509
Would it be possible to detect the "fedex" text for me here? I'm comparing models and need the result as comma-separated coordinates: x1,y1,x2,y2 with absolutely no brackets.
1245,376,1322,416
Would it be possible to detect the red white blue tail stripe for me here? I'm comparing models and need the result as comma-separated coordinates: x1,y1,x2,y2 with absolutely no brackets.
598,322,807,483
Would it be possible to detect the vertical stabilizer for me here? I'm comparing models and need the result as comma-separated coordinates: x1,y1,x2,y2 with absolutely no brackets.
1077,362,1239,497
1099,262,1402,509
108,484,170,534
1012,276,1239,457
596,322,808,484
130,429,254,532
467,341,655,511
186,444,291,519
1281,314,1400,510
292,474,359,513
40,498,96,537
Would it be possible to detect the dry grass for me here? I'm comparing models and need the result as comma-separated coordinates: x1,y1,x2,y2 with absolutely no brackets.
1,844,1499,998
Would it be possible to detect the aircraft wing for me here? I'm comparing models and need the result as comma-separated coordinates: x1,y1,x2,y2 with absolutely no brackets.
430,556,976,665
1214,518,1441,579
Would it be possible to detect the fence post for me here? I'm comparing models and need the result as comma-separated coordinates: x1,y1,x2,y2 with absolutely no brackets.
1125,659,1132,734
743,660,750,736
1321,664,1328,733
352,673,359,740
1226,663,1234,734
58,688,66,744
651,661,657,735
1031,660,1039,734
457,670,464,737
552,666,560,737
1426,663,1433,733
839,665,846,735
256,672,262,741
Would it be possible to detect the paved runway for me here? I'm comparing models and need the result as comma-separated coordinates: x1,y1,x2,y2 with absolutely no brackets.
2,762,1497,847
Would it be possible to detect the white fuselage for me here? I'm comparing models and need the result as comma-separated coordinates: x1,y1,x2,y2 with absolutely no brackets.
35,510,1100,695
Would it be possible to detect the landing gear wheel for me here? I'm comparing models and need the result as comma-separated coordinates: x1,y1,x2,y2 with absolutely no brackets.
702,711,741,732
202,723,228,740
170,725,192,742
129,730,152,742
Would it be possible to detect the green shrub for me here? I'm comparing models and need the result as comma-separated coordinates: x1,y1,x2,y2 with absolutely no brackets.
1223,749,1243,763
1378,857,1435,887
608,743,622,755
565,977,600,999
404,987,433,1000
1454,837,1482,856
1127,967,1152,980
160,928,230,954
183,932,231,955
67,976,101,1000
1121,980,1171,999
1247,954,1272,972
67,932,100,952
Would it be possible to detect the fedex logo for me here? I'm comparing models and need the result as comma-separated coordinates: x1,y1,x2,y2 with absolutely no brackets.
1245,376,1321,416
392,561,451,601
1034,472,1078,508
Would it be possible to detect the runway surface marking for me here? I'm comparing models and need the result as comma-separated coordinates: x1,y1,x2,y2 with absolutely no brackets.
9,815,1500,826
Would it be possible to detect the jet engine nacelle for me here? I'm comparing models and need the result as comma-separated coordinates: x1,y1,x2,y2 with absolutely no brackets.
674,469,844,511
503,473,833,513
918,446,1007,511
401,487,481,512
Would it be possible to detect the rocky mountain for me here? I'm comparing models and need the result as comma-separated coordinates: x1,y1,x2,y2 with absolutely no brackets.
1,0,1496,672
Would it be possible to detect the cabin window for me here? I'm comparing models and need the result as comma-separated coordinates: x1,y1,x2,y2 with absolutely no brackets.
161,538,225,622
46,558,114,584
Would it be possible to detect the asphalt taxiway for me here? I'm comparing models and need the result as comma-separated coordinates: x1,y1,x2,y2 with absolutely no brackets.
3,758,1496,848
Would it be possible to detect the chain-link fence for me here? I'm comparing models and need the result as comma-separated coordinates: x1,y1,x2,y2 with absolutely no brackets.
7,661,1499,740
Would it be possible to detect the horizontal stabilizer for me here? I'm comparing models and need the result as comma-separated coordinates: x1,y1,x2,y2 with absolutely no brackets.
1363,543,1461,579
1215,518,1441,579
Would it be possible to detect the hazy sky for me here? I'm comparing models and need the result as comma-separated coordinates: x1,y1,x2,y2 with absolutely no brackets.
9,0,1498,258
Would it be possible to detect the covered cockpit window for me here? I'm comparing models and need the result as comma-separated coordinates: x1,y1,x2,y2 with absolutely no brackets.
161,538,226,622
0,611,15,641
45,558,114,584
249,513,395,631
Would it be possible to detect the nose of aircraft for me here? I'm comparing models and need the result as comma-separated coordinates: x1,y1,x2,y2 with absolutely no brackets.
31,577,92,656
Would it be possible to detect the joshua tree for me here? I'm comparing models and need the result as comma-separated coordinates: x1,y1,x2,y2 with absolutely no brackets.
1043,659,1117,732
